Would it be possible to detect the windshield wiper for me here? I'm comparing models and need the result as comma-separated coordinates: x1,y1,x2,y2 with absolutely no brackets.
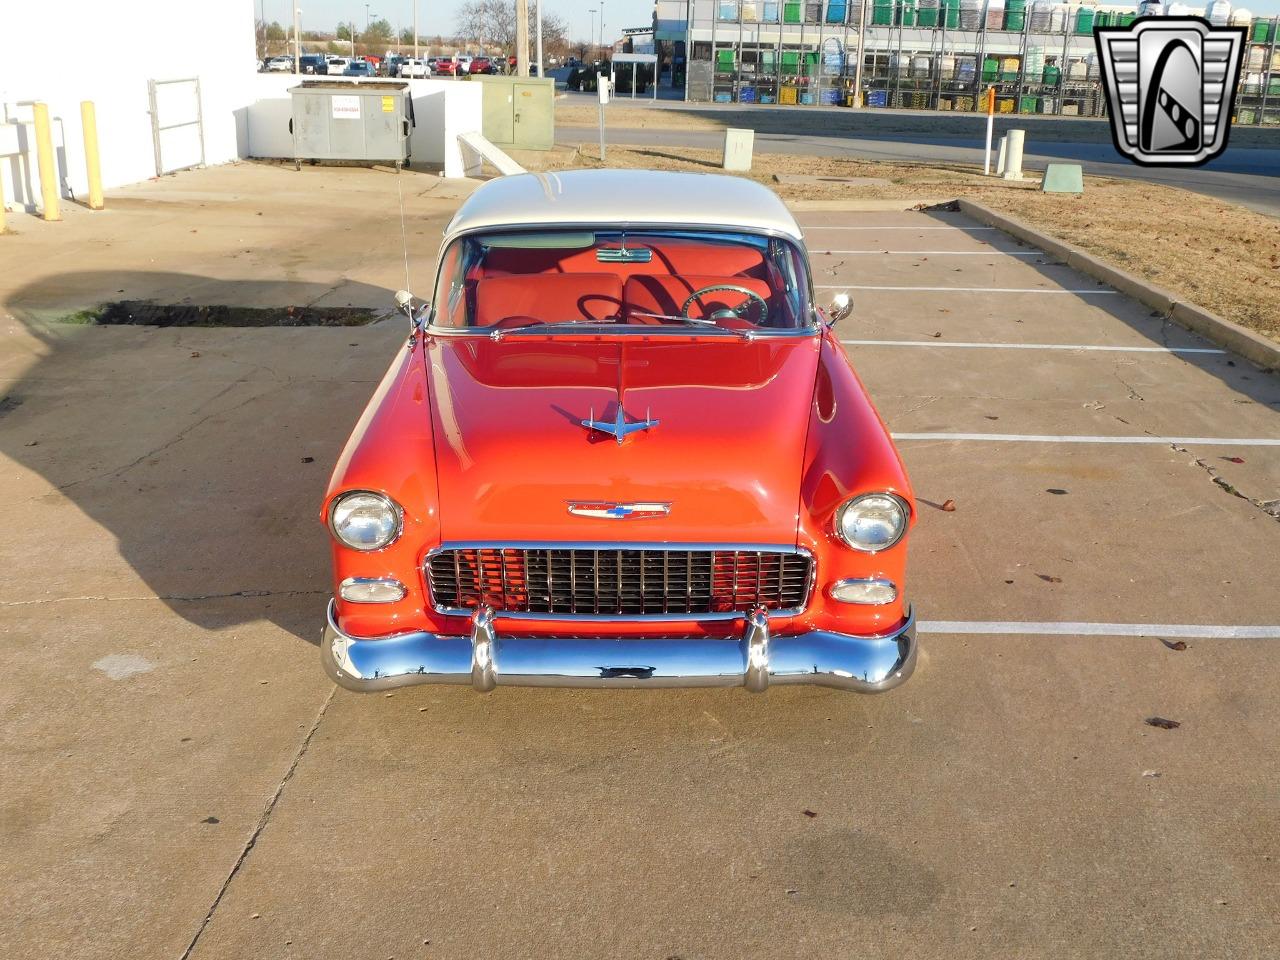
486,318,754,340
628,311,755,339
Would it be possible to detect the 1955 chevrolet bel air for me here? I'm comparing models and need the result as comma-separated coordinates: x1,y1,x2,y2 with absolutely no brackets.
320,169,917,693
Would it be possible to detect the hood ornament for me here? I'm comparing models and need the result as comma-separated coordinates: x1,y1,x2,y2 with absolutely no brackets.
580,405,659,445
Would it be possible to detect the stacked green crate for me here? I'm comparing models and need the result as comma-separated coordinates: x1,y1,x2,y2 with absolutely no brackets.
872,0,894,24
784,1,802,22
1251,19,1271,42
899,0,917,25
981,55,999,82
942,0,960,29
1004,0,1025,30
781,50,801,73
1074,7,1093,33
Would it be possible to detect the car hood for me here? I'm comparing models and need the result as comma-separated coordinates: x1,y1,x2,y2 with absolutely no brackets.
424,335,821,544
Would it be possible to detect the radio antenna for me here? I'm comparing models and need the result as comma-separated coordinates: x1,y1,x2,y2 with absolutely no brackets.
396,172,413,298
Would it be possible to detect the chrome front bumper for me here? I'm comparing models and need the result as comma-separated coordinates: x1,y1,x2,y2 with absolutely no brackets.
321,601,917,694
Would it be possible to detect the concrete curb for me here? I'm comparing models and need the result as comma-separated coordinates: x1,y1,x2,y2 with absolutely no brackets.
956,197,1279,370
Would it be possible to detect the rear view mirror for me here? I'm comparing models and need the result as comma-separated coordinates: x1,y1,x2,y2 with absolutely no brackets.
826,293,853,327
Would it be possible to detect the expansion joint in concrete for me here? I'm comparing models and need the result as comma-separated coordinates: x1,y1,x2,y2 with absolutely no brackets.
178,687,335,960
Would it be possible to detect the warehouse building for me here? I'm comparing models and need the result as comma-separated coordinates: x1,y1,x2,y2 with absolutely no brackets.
653,0,1280,123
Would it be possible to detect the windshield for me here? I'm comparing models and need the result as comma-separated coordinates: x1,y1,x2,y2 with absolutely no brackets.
430,228,814,334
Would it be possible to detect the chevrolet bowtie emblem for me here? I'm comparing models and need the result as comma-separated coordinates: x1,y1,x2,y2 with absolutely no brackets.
566,501,672,520
580,405,659,445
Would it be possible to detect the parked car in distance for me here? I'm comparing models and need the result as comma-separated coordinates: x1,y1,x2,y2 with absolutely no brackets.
320,169,918,697
455,55,473,73
400,58,431,78
326,57,351,74
266,56,294,72
343,60,376,77
430,57,457,76
468,56,496,75
299,53,327,74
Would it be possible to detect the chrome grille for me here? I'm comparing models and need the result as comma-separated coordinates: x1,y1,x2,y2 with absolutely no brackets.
427,546,812,616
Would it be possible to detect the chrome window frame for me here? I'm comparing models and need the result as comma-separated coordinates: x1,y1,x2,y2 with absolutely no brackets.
423,541,816,621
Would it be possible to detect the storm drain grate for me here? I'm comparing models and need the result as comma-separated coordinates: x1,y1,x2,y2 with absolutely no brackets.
62,301,380,327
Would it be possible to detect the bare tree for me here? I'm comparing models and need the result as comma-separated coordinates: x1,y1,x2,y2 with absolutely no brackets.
457,0,565,57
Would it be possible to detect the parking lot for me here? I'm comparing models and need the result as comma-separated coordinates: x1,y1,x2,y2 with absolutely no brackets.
2,164,1278,959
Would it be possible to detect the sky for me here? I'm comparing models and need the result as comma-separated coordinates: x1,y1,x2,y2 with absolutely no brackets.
263,0,1280,44
257,0,658,45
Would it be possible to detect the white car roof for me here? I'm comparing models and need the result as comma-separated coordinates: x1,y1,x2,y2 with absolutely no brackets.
444,170,804,242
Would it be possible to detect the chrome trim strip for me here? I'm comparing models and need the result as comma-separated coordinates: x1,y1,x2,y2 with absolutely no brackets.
321,600,916,694
422,542,815,620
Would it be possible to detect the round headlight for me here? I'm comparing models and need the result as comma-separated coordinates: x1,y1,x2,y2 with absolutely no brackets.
835,493,908,553
329,491,402,551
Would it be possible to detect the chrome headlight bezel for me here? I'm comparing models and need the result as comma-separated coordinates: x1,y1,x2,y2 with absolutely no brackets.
834,492,910,554
327,490,404,552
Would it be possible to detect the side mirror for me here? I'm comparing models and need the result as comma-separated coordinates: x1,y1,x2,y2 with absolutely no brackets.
826,293,853,327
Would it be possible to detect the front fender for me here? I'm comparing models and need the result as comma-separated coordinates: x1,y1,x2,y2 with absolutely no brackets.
322,340,442,638
797,331,916,635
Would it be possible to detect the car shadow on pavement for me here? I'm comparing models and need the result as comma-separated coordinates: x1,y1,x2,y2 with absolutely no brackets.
2,271,398,647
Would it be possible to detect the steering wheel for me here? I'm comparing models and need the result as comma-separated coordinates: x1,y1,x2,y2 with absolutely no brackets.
681,284,769,325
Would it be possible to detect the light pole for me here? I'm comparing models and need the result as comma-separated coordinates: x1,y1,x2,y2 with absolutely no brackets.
364,4,378,57
293,4,301,75
589,9,597,60
600,0,605,54
535,0,543,77
413,0,418,60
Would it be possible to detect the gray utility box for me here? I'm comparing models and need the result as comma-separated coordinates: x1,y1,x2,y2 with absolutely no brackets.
469,76,555,151
289,81,413,166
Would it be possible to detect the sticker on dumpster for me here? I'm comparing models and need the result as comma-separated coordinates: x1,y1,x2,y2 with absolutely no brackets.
332,95,361,120
381,96,394,112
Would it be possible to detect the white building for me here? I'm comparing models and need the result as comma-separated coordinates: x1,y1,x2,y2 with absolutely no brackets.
0,1,257,207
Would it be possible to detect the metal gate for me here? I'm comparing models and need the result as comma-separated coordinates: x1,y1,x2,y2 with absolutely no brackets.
147,78,205,176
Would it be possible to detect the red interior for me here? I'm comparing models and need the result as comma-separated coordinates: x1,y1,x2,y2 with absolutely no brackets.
474,273,623,327
456,238,791,329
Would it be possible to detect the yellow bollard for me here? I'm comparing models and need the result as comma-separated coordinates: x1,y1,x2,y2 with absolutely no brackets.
80,101,104,210
32,102,61,221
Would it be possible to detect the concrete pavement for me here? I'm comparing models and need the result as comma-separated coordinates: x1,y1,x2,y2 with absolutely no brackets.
1,165,1277,960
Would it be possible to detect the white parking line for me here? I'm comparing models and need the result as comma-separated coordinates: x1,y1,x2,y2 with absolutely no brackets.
814,250,1043,256
918,621,1280,638
815,285,1118,294
842,339,1223,354
893,433,1280,446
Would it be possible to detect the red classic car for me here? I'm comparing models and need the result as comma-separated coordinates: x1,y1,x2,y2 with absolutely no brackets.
321,170,917,694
